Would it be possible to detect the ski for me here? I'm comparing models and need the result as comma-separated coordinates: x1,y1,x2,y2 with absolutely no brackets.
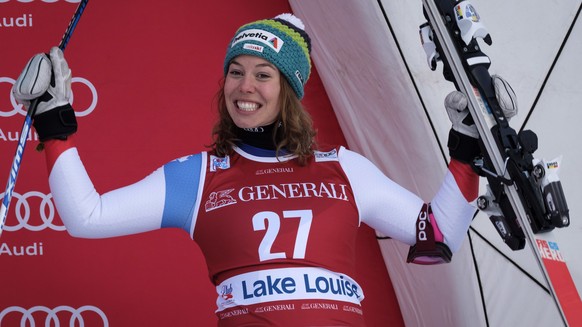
419,0,570,249
419,0,569,324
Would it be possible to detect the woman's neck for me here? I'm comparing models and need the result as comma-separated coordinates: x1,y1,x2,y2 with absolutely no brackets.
235,121,281,150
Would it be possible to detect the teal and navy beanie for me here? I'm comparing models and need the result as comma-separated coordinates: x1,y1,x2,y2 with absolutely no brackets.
223,13,312,99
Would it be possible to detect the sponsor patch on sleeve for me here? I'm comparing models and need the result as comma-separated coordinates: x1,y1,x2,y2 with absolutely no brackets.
210,155,231,172
314,149,339,162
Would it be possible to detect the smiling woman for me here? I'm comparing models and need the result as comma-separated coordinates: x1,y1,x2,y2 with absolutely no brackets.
224,56,282,129
10,10,486,327
1,2,399,327
213,13,316,166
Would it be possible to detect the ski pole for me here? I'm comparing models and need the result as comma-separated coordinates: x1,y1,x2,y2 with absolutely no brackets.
0,0,89,238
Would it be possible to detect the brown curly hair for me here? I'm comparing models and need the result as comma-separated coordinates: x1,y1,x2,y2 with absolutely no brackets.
210,76,317,165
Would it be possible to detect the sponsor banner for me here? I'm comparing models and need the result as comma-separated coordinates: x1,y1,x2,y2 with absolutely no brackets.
537,239,582,326
216,267,364,311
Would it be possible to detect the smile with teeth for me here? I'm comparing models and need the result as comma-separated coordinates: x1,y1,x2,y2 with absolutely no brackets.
237,101,260,112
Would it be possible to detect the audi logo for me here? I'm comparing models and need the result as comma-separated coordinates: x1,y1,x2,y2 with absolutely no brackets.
1,76,97,117
0,305,109,327
0,191,65,232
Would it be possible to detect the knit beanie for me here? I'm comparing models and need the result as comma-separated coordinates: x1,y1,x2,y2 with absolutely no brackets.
223,13,312,99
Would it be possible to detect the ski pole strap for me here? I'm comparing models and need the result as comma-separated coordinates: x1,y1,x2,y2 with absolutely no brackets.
33,104,78,142
407,203,452,265
447,128,481,164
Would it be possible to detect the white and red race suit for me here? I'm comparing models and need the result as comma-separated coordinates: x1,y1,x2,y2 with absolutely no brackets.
44,139,477,326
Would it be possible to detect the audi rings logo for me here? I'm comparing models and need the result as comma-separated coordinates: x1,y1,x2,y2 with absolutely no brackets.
0,76,97,117
0,191,65,232
0,305,109,327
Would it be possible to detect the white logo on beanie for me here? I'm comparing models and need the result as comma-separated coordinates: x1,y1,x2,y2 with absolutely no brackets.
232,28,284,52
243,43,264,53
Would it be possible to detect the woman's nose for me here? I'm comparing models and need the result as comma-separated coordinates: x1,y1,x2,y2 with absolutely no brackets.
239,75,255,93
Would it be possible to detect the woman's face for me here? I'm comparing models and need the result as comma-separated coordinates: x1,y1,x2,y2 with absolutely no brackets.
224,55,282,129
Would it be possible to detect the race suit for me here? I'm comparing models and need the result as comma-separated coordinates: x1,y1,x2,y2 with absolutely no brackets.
45,139,477,326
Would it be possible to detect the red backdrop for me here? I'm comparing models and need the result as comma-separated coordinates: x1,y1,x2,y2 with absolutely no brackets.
0,1,404,326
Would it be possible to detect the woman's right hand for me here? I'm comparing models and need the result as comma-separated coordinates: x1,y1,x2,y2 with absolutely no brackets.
12,46,77,141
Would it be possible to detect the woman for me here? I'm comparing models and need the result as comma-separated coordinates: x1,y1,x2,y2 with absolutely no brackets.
13,13,515,327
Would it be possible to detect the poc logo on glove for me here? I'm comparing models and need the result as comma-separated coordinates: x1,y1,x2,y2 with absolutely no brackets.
417,209,428,241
